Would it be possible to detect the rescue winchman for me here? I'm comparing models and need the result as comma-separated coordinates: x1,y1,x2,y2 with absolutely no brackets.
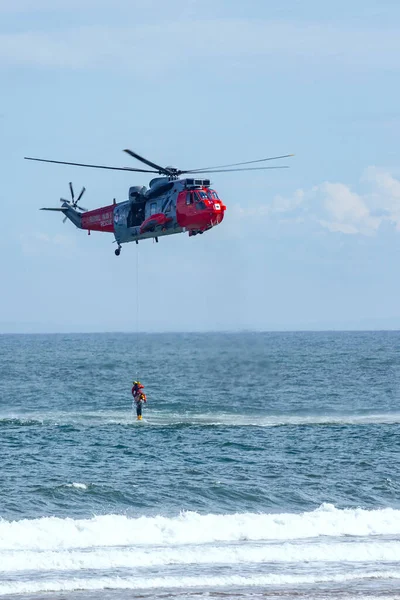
132,381,147,420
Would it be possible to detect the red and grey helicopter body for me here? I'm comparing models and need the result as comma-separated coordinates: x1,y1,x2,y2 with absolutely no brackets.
25,148,292,256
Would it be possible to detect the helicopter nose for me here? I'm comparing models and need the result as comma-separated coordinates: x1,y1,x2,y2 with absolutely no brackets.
214,211,225,225
212,200,226,218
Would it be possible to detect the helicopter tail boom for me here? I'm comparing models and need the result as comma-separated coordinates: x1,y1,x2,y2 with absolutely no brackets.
41,205,83,228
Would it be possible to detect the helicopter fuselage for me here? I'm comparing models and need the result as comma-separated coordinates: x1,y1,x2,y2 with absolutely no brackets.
71,176,226,251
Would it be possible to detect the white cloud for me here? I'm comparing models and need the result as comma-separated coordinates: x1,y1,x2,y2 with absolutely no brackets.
317,181,381,236
270,189,305,214
231,189,304,219
361,166,400,230
232,167,400,236
318,220,359,235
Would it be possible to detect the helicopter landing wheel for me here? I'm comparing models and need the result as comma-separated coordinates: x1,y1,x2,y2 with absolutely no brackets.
115,246,121,256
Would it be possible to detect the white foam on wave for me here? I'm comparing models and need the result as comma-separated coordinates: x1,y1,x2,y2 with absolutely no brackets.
65,483,87,490
0,415,44,425
0,504,399,551
117,411,400,427
1,570,400,596
2,411,400,428
1,540,400,573
192,412,400,427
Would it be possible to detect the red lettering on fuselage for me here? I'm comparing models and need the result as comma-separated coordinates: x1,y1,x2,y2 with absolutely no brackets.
81,205,115,233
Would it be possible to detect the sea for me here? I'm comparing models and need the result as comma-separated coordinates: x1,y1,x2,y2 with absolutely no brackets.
0,331,399,600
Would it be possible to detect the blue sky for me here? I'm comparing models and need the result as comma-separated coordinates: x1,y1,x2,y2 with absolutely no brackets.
1,0,400,332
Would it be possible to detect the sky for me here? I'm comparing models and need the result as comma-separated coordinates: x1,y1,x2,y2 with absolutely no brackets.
1,0,400,332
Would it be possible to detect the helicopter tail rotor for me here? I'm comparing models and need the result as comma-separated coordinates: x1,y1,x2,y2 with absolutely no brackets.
40,183,87,229
67,182,88,212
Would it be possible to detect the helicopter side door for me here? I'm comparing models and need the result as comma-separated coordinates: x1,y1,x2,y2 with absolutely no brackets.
127,200,146,228
176,191,198,228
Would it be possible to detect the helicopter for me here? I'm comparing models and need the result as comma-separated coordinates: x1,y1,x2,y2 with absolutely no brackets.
24,148,293,256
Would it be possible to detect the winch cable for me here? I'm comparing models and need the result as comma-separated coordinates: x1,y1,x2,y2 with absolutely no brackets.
135,244,139,381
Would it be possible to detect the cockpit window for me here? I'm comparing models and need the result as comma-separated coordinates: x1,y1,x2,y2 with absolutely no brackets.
196,201,206,210
197,191,208,200
207,190,219,200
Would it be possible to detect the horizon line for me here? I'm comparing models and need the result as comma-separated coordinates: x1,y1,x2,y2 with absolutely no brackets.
1,328,400,336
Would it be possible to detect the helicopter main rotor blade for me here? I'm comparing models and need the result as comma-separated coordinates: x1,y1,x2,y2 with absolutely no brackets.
24,157,158,173
181,154,294,174
123,149,173,176
69,182,74,201
183,165,290,174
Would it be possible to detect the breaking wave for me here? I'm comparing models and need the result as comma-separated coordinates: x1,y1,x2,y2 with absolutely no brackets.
1,541,400,572
2,571,400,596
0,504,399,551
1,505,400,596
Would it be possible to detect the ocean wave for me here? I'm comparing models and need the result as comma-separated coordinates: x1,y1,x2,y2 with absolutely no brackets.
0,417,44,427
1,570,400,596
1,411,400,428
147,412,400,427
0,504,399,551
1,540,400,572
64,483,88,490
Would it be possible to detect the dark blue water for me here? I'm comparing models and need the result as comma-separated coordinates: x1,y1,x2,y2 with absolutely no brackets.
0,332,399,599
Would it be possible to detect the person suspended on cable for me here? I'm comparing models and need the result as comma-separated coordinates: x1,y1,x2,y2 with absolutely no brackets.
132,381,146,420
132,380,144,399
134,391,147,420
